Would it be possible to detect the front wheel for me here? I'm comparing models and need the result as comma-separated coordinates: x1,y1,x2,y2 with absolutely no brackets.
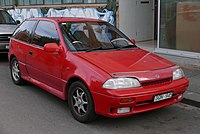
68,81,97,123
10,57,24,85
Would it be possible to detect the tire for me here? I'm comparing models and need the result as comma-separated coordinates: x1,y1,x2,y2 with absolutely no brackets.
68,81,97,123
10,57,25,85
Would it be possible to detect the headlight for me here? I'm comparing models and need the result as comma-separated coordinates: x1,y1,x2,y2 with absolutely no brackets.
173,68,184,80
102,78,141,89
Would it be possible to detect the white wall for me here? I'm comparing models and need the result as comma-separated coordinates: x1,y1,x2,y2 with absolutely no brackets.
119,0,137,40
119,0,154,42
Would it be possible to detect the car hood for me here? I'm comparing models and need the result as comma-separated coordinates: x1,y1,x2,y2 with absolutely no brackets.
74,48,175,74
0,24,17,34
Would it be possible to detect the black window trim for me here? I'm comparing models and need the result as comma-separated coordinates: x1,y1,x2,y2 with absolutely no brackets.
58,22,74,52
30,20,60,48
12,20,38,45
59,21,137,52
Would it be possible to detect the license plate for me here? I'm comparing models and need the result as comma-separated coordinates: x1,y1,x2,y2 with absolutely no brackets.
154,92,173,102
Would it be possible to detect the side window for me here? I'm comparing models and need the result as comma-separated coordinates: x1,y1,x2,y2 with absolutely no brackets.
13,20,37,43
32,21,60,47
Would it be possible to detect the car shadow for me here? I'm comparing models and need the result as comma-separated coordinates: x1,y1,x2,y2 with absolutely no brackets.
0,53,9,62
21,81,175,126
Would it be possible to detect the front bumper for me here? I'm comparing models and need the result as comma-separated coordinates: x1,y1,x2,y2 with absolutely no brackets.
0,34,11,52
92,78,189,118
0,43,9,52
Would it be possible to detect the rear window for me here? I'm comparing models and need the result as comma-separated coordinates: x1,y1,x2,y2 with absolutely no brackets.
0,10,16,25
13,20,37,43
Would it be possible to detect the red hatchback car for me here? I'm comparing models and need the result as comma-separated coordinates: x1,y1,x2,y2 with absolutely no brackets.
9,17,189,123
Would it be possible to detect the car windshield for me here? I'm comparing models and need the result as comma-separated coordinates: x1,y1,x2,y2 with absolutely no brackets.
60,22,137,52
0,10,16,25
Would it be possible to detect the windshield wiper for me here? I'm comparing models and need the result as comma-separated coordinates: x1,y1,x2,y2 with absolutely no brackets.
85,45,137,52
86,46,105,52
116,45,137,50
86,46,114,52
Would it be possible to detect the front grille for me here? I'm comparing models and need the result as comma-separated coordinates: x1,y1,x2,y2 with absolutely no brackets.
0,34,11,43
141,77,172,87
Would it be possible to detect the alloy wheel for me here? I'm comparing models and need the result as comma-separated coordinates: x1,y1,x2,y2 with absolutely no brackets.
12,60,20,82
72,87,88,115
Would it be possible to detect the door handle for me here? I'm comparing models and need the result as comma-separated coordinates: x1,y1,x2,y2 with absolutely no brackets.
29,51,33,55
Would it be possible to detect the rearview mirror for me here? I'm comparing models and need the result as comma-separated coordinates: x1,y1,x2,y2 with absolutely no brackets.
131,39,136,44
44,43,63,53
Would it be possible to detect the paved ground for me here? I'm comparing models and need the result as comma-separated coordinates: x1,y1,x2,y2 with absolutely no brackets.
0,53,200,134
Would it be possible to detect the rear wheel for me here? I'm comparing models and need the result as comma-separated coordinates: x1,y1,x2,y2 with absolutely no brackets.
10,57,24,85
68,81,97,123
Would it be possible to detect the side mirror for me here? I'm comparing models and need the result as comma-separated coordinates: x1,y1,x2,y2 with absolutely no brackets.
131,39,136,44
44,43,63,53
16,20,21,24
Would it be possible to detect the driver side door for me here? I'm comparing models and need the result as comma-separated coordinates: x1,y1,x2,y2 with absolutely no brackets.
26,20,66,92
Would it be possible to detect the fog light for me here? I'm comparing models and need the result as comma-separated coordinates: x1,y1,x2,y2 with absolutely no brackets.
117,107,130,114
178,94,183,100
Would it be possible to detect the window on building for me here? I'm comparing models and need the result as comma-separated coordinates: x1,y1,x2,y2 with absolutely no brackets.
84,0,95,3
18,0,30,5
0,0,13,6
24,0,30,5
73,0,83,3
30,0,43,5
0,0,108,6
159,0,200,53
5,0,13,5
96,0,108,3
45,0,62,5
53,0,62,4
30,0,36,5
63,0,73,4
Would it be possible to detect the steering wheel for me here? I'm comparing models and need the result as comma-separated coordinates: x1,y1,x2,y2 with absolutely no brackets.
72,41,84,48
110,38,130,45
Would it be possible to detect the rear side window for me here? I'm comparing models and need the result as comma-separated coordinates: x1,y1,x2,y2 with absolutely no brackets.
13,20,37,43
32,21,60,47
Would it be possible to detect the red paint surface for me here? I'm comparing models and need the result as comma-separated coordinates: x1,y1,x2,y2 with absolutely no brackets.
9,17,189,118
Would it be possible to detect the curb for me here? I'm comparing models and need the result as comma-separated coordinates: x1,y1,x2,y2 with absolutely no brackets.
181,98,200,108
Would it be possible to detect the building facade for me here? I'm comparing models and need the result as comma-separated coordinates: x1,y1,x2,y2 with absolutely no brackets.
0,0,108,6
0,0,116,25
118,0,200,59
1,0,200,59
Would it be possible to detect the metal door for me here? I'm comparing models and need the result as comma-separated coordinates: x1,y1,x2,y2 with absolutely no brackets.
119,0,154,41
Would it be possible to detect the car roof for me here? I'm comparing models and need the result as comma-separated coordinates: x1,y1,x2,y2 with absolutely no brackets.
26,17,105,23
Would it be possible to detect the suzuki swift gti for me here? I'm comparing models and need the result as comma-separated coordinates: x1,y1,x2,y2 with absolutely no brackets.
9,17,189,123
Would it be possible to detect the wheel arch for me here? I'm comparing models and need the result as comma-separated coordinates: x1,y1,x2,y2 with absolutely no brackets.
9,54,16,67
66,76,90,97
66,76,97,122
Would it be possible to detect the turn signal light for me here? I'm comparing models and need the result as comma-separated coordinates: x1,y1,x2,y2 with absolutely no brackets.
120,98,134,103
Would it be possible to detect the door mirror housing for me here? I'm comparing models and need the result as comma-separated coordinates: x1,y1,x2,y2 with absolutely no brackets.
44,43,63,53
131,39,136,44
16,20,21,24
